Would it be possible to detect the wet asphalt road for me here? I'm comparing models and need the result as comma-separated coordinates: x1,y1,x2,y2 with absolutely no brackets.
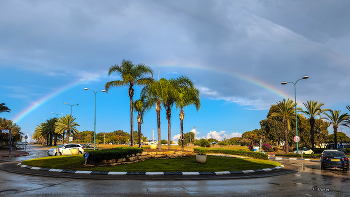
1,145,350,196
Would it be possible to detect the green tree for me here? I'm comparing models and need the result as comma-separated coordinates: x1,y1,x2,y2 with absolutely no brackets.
141,78,170,149
174,76,200,150
105,59,153,147
134,95,150,148
324,110,349,148
301,101,329,150
55,114,80,143
270,99,301,153
327,132,350,143
178,131,195,146
0,103,10,115
42,118,58,146
0,118,22,146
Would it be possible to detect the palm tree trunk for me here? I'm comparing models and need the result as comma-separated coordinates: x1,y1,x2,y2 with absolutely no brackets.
334,125,338,149
49,131,53,146
156,99,161,150
137,114,142,148
284,118,289,153
310,117,315,150
180,108,185,151
129,86,134,147
62,132,65,144
166,106,171,150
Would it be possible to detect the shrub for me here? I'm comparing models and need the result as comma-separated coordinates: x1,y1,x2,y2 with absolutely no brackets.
87,147,143,164
193,148,268,160
262,143,273,152
198,139,211,147
247,143,258,151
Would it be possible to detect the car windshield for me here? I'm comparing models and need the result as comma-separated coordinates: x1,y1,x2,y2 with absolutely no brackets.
324,151,346,157
58,145,64,148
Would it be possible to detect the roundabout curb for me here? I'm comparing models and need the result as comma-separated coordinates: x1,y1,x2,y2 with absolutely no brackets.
17,162,284,176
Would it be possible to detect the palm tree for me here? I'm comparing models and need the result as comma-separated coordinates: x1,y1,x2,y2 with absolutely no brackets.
105,59,153,147
33,123,45,144
174,76,201,151
55,114,80,143
141,78,170,150
324,110,349,149
0,103,10,115
301,101,329,150
133,95,150,148
162,78,177,150
270,99,301,153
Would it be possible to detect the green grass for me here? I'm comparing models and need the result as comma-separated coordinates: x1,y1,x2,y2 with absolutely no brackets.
21,155,280,172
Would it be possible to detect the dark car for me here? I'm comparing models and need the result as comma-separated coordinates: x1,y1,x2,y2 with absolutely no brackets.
321,150,349,171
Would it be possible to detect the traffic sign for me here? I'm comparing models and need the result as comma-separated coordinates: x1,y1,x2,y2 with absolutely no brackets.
2,130,9,134
294,136,300,143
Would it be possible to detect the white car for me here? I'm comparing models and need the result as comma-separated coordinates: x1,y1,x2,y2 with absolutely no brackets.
294,148,314,154
47,144,84,156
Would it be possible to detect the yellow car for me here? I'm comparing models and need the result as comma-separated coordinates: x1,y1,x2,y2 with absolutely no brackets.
294,148,314,154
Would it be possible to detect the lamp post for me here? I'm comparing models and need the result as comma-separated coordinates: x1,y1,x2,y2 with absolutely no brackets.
84,88,105,150
281,75,308,154
64,103,79,143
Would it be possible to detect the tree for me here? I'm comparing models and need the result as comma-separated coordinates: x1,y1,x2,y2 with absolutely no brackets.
42,118,58,146
141,78,169,150
324,110,349,149
269,99,301,153
327,132,350,143
0,103,10,115
105,59,153,147
178,131,194,146
301,101,329,150
55,114,80,143
134,95,150,148
174,76,200,150
0,118,22,146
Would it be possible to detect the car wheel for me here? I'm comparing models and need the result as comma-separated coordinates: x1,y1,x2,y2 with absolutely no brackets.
79,151,82,154
59,152,62,156
321,165,325,170
55,152,57,156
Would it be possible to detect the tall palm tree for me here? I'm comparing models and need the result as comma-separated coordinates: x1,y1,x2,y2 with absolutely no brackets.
324,110,349,149
270,99,301,153
301,101,329,150
174,76,200,151
55,114,80,143
105,59,153,147
133,95,150,148
141,78,170,150
33,123,45,144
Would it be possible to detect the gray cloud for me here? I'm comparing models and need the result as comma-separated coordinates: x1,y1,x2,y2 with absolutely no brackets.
1,0,350,109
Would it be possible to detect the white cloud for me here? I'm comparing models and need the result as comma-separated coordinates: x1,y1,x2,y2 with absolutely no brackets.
203,131,242,141
172,134,181,142
198,86,218,96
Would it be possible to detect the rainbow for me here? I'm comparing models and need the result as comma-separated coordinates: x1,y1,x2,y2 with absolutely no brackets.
12,64,301,124
12,72,106,124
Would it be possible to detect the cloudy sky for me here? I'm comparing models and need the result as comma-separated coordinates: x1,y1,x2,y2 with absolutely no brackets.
1,0,350,142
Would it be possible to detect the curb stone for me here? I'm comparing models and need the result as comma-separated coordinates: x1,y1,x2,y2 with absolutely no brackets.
17,162,284,176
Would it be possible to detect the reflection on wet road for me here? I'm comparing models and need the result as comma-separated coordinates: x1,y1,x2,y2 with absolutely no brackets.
1,145,350,196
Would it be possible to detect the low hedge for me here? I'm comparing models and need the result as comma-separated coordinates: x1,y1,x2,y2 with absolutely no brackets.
275,153,321,158
86,147,143,164
193,148,268,160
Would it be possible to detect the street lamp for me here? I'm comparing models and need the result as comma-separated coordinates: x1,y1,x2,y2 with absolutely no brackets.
281,75,309,154
84,88,105,150
64,102,79,143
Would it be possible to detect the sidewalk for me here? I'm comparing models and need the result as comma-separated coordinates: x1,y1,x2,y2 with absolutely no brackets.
0,147,29,158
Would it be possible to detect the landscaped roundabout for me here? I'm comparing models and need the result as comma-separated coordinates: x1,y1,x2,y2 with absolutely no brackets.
20,147,281,173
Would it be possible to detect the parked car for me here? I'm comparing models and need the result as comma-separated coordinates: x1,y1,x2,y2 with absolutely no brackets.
47,144,84,156
16,142,27,149
294,147,314,154
321,150,349,171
